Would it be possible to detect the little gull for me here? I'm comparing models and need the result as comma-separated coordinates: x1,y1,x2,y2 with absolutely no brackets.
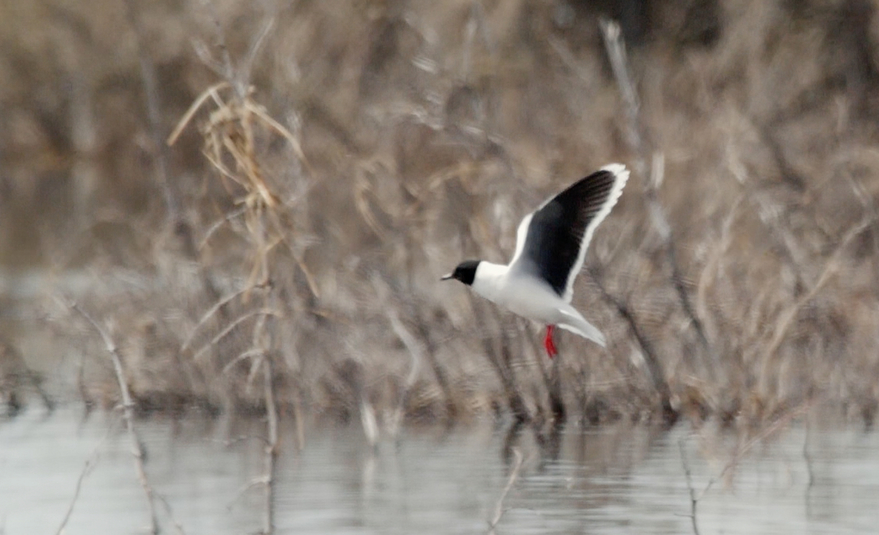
442,163,629,358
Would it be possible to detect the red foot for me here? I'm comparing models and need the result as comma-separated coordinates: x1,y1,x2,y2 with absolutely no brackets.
544,325,558,359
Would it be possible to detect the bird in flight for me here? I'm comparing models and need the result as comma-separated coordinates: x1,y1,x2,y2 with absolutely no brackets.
442,164,629,358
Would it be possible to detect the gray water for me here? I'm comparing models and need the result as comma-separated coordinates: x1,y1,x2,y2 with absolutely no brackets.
1,408,877,534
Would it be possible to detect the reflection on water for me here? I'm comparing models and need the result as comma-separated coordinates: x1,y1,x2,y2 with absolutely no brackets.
0,408,877,534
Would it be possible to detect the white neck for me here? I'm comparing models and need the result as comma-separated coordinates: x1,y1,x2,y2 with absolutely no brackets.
471,261,509,303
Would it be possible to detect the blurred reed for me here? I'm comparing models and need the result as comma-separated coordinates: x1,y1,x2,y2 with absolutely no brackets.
1,0,878,431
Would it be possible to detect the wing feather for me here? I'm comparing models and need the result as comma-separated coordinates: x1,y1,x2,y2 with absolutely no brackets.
509,164,629,302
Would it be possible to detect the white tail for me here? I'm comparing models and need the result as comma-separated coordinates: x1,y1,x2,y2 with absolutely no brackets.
557,309,606,347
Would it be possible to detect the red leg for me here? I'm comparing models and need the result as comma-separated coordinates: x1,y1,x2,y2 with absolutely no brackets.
544,325,558,359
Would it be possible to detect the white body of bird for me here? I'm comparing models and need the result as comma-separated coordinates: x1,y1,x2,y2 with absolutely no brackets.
443,163,629,356
469,261,607,347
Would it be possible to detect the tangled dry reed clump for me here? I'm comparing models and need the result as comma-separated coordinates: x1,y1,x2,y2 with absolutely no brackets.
2,0,879,429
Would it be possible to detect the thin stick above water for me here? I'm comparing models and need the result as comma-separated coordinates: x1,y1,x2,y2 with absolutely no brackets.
65,298,159,534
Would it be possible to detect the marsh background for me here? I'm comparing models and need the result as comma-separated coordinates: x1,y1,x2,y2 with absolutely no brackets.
1,0,879,531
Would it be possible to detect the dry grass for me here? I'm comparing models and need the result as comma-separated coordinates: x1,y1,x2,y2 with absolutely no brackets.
2,0,879,429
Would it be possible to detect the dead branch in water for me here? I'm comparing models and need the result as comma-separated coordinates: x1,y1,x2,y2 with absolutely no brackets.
261,355,279,535
488,447,524,533
678,439,702,535
54,415,119,535
64,298,159,535
678,402,813,533
387,308,422,436
170,12,296,531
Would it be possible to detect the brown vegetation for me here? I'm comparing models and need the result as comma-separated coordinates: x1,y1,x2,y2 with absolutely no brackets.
2,0,879,429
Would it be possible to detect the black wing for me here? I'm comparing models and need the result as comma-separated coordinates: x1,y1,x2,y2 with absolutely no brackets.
510,165,628,301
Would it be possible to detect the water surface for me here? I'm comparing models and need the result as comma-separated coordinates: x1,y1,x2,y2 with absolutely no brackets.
1,408,877,534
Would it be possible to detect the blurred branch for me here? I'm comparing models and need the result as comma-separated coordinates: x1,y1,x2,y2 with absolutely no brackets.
387,308,422,436
54,415,118,535
167,82,229,146
683,402,812,516
803,417,815,507
678,439,701,535
154,494,187,535
63,298,159,535
193,6,277,100
547,352,566,423
240,18,276,97
360,398,380,449
55,452,98,535
261,355,279,535
519,317,565,423
468,297,531,423
191,308,282,362
413,315,458,420
600,19,715,379
695,194,744,342
758,218,872,398
0,341,55,413
168,77,313,297
589,269,676,423
124,0,179,225
487,447,523,533
600,20,644,165
180,286,251,352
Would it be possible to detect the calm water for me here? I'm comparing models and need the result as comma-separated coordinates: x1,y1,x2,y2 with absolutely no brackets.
1,408,877,534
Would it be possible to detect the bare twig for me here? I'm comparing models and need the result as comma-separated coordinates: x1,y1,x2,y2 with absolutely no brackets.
517,317,565,423
55,415,119,535
222,348,264,375
758,218,871,397
261,356,279,535
55,456,98,535
387,309,422,437
227,477,269,511
199,206,249,250
470,297,531,423
413,314,457,420
64,298,158,534
695,194,745,341
589,268,675,422
191,308,282,361
600,20,644,164
155,493,187,535
180,286,250,352
360,398,379,449
167,82,230,146
678,439,701,535
681,401,811,520
124,0,179,225
0,341,55,413
171,16,299,532
239,18,276,98
803,416,814,490
488,447,524,532
600,20,715,378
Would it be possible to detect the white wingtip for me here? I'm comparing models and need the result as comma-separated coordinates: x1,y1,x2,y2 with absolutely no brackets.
601,163,629,183
557,162,630,303
599,162,630,216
